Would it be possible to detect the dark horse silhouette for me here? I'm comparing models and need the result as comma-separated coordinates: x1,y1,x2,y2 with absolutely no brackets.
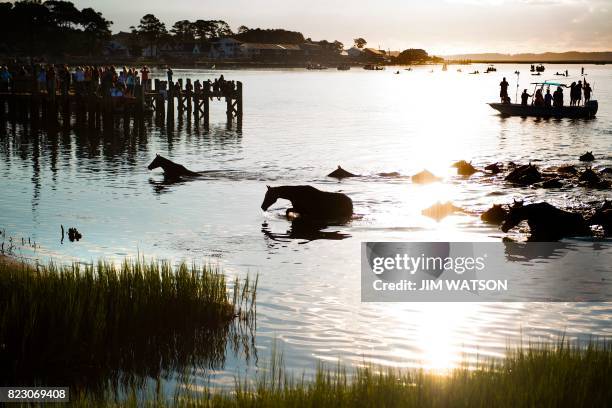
261,185,353,221
501,202,591,240
588,200,612,236
147,154,199,178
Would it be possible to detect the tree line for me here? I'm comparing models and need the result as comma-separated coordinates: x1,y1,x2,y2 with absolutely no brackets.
0,1,112,55
0,1,438,63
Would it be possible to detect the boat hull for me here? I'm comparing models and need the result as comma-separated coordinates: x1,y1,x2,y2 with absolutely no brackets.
488,101,598,119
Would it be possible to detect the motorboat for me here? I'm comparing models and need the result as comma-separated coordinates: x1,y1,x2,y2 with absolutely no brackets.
488,101,597,118
489,81,597,118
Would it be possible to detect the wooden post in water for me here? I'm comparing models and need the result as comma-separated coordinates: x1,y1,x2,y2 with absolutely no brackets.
167,80,174,115
225,89,233,125
176,79,183,115
193,90,200,122
135,84,144,118
203,86,210,129
186,84,192,116
237,81,243,128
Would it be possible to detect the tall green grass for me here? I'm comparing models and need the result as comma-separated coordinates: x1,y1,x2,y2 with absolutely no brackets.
72,339,612,407
0,257,257,393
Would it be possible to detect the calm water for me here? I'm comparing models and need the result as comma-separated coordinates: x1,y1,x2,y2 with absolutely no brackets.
1,64,611,384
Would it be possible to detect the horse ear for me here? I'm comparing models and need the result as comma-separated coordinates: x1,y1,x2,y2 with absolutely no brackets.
266,185,271,190
156,153,159,157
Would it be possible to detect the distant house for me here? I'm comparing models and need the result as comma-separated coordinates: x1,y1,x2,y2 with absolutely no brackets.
142,45,159,58
347,47,364,58
104,32,132,57
300,43,323,59
241,43,303,60
363,48,386,61
209,38,243,59
160,42,202,58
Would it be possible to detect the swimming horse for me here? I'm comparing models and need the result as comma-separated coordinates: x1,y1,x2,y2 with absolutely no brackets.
261,185,353,221
501,201,591,240
147,154,200,178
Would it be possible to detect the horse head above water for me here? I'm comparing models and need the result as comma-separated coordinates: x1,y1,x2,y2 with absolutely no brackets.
147,154,199,178
261,185,279,211
147,154,165,171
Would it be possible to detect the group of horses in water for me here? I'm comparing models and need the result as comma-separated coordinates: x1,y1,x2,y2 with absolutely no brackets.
147,152,611,242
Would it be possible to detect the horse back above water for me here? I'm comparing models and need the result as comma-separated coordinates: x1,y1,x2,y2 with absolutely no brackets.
261,185,353,221
501,202,590,240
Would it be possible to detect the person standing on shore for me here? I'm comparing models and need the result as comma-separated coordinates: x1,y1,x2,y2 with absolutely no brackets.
167,67,173,84
0,66,12,92
140,66,150,91
126,69,135,96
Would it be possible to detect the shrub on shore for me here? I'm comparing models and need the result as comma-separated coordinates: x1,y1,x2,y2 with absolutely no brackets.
0,257,256,393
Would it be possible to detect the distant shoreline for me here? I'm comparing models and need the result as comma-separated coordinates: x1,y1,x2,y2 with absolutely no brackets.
2,56,609,69
445,59,609,64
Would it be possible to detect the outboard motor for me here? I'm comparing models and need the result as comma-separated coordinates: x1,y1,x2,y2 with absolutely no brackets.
585,100,598,118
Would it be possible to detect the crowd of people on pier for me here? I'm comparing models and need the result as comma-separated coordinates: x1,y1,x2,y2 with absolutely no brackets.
0,62,238,100
1,63,145,97
499,76,593,108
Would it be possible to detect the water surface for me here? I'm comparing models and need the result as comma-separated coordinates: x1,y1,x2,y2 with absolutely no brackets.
1,63,611,384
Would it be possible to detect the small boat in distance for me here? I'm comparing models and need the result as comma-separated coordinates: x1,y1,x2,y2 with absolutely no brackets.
485,65,497,73
306,63,328,70
337,64,350,71
363,64,385,70
530,64,545,72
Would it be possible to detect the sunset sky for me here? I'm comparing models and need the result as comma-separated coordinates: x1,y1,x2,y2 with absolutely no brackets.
70,0,612,55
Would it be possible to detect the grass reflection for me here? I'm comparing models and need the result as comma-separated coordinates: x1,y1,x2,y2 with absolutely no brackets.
0,257,257,395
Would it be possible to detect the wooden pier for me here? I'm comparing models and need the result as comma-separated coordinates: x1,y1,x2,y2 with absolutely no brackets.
0,78,243,130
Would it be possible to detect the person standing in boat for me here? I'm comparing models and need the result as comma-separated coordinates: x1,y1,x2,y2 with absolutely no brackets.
499,77,509,102
520,89,532,106
553,86,564,107
569,82,577,106
534,89,544,106
544,88,553,107
575,80,583,106
583,81,592,103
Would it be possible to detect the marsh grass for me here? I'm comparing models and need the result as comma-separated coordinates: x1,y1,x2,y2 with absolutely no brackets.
73,339,612,407
0,257,257,394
